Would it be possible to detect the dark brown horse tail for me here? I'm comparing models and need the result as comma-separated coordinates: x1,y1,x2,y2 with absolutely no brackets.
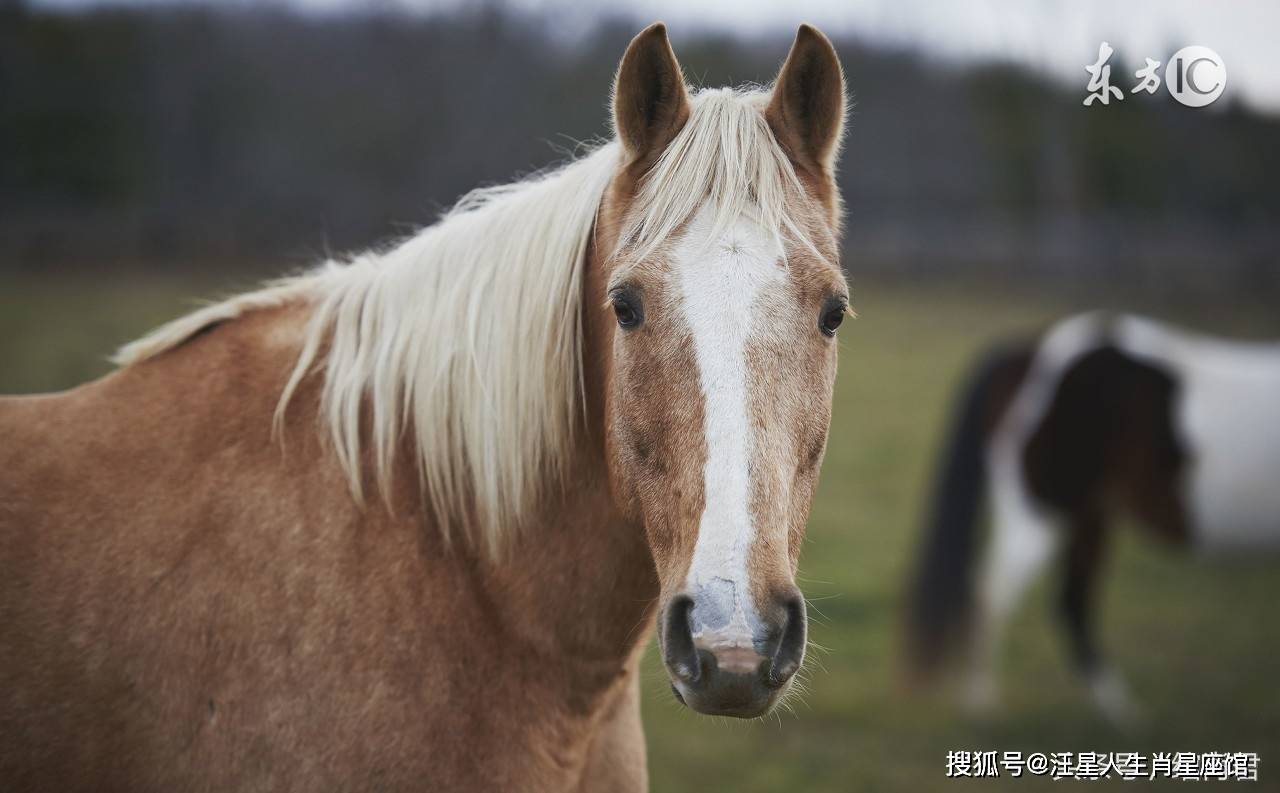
904,340,1035,682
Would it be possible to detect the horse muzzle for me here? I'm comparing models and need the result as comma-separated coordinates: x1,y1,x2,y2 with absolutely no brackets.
659,590,807,718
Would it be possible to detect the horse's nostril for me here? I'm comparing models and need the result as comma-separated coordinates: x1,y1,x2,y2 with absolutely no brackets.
661,595,701,683
768,592,807,687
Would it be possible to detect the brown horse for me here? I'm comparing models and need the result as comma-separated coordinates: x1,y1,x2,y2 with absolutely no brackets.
0,23,849,792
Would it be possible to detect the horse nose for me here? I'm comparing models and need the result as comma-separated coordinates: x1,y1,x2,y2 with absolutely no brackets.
659,590,807,718
766,590,807,685
660,594,702,684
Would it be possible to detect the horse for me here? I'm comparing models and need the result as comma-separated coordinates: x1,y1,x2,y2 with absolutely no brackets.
906,311,1280,725
0,22,851,792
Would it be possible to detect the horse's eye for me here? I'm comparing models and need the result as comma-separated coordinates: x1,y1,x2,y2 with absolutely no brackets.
820,301,847,337
612,292,642,329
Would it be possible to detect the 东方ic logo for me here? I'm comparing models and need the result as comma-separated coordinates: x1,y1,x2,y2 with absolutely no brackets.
1084,43,1225,109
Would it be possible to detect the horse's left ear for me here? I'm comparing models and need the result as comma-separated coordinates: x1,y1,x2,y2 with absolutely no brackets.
766,24,846,175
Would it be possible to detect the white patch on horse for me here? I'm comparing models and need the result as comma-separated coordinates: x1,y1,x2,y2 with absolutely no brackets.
969,312,1107,710
1116,315,1280,553
675,206,785,653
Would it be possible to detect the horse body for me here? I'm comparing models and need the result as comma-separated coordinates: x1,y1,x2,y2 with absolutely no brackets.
909,311,1280,724
1116,316,1280,551
0,306,652,791
1,24,851,791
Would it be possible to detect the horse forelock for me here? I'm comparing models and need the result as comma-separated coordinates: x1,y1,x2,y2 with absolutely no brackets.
616,87,832,267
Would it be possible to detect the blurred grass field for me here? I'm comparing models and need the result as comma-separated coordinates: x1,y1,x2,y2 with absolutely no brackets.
2,272,1278,791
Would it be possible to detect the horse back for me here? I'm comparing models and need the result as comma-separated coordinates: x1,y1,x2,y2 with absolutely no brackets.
0,305,345,788
0,307,464,790
0,303,633,791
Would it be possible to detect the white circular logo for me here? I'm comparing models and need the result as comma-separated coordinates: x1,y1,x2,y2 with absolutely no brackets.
1165,46,1226,107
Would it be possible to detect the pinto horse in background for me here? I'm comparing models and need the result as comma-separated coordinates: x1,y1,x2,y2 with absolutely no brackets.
0,24,852,792
908,311,1280,724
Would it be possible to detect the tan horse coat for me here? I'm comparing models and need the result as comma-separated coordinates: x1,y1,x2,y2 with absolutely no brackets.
1,299,656,791
0,22,848,792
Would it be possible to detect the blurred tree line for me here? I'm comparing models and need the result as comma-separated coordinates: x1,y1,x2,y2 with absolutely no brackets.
1,0,1277,291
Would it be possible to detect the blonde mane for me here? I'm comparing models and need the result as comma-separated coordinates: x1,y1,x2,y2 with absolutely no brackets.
115,86,816,556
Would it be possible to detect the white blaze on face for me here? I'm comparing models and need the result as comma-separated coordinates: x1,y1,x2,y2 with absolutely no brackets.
674,206,786,653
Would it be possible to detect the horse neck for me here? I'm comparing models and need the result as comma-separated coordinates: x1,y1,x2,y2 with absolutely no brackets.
459,270,657,676
472,465,657,672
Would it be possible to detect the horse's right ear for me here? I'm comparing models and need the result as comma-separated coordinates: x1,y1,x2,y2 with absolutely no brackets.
612,22,691,166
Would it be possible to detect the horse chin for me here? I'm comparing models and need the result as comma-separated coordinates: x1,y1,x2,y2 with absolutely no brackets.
669,676,787,719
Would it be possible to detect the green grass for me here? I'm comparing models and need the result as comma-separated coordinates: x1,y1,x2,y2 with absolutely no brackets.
3,272,1278,791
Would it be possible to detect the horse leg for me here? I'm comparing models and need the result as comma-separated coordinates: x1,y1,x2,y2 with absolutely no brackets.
965,504,1059,713
1058,510,1142,726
